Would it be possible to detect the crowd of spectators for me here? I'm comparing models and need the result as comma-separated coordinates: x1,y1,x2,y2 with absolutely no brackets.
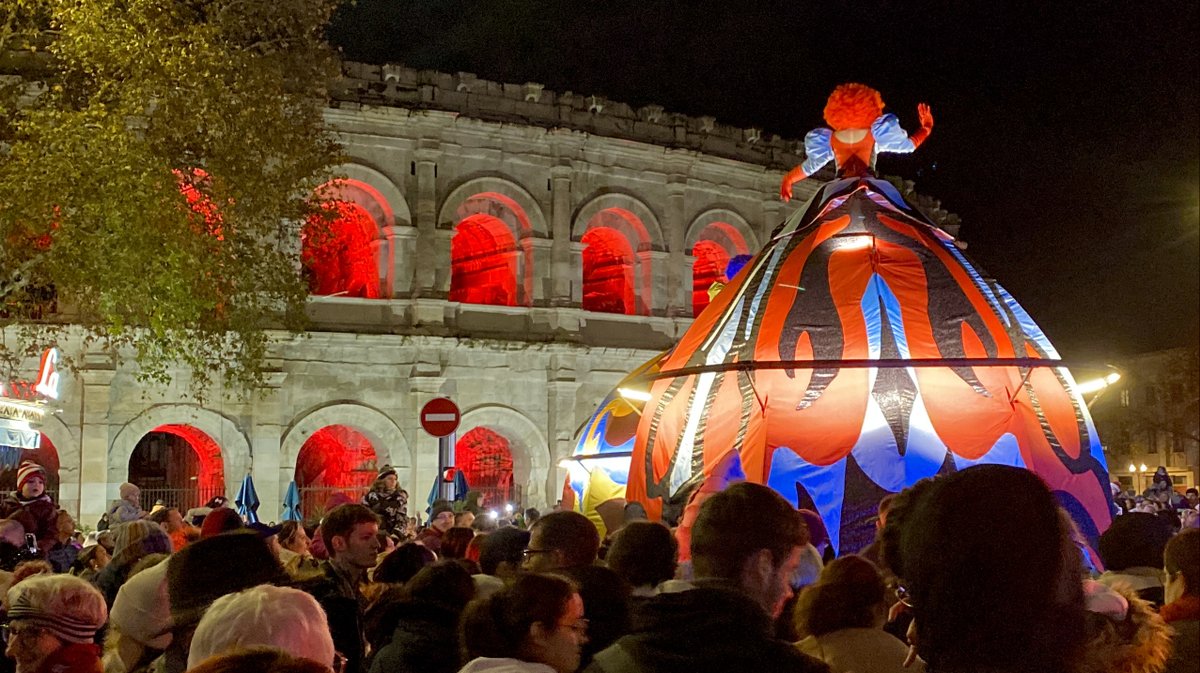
0,459,1194,673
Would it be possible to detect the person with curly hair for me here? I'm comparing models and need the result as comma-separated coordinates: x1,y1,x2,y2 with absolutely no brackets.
779,83,933,200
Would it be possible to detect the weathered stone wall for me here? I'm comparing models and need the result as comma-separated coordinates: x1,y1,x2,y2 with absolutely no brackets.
18,63,965,524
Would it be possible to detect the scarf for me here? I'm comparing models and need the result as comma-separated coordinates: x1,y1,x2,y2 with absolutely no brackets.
1159,594,1200,623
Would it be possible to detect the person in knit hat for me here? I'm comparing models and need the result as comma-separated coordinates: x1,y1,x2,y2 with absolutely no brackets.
0,461,58,557
417,500,455,554
364,465,408,539
108,482,147,524
150,531,287,673
93,520,172,608
5,574,107,673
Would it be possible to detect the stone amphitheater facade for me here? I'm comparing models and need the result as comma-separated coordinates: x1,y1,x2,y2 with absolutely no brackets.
29,64,962,524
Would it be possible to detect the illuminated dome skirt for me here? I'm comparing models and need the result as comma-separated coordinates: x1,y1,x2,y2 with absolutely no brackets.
570,176,1112,553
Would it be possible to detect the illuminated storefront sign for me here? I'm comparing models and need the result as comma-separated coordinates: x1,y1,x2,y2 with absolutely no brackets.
0,348,60,450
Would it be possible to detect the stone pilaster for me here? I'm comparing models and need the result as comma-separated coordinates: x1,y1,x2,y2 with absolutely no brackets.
78,355,115,527
413,145,440,297
665,179,689,317
549,165,574,306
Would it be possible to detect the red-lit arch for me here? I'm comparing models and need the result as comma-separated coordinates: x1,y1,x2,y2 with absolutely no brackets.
302,200,381,298
150,425,225,493
295,425,378,514
582,227,637,314
691,241,730,317
690,221,750,317
127,425,226,508
450,213,519,306
579,207,654,315
455,427,514,508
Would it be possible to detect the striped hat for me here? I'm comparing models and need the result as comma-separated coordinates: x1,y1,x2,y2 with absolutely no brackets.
6,574,107,643
16,461,46,492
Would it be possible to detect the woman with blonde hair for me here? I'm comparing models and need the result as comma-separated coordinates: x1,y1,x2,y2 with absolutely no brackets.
794,555,921,673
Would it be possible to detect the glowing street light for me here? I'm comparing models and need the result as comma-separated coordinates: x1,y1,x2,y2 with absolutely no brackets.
1076,371,1121,395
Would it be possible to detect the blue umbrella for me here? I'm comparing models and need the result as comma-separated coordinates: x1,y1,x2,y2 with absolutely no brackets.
235,473,261,524
281,481,302,522
425,469,471,513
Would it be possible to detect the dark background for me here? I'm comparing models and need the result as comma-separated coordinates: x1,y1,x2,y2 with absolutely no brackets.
330,1,1199,363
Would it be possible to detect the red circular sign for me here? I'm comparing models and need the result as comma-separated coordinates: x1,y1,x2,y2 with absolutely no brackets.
420,397,461,437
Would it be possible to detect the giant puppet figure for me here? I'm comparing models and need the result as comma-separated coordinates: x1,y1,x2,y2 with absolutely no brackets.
571,83,1113,555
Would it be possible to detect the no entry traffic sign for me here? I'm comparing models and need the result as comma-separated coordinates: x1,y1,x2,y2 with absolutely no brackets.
420,397,460,437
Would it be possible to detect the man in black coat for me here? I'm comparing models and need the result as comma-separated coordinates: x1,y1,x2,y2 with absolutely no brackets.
585,483,830,673
299,504,381,673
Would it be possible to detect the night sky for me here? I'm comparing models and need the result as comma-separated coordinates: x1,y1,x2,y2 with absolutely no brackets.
330,1,1199,363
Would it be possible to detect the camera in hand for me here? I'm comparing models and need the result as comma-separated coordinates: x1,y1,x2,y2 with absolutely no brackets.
0,535,40,571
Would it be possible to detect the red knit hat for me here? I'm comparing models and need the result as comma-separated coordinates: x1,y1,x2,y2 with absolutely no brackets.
16,461,47,492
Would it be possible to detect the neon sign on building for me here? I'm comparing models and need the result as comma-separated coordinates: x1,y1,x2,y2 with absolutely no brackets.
0,348,61,450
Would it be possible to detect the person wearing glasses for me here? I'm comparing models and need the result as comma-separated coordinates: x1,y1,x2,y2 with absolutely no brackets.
459,573,588,673
524,512,630,668
3,574,107,673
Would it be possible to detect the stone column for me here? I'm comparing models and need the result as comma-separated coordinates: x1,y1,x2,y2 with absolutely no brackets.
249,368,287,522
78,355,115,527
549,165,574,306
413,146,440,297
545,356,578,508
665,179,689,317
641,250,671,317
408,365,448,519
529,238,553,306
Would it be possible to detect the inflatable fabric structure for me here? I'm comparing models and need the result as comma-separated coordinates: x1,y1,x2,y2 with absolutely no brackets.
574,175,1114,554
565,355,663,538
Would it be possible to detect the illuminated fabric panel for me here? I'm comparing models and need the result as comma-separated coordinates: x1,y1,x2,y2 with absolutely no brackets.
614,176,1112,554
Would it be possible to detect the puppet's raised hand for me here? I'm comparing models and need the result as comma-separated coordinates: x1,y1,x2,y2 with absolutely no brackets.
909,103,934,148
917,103,933,130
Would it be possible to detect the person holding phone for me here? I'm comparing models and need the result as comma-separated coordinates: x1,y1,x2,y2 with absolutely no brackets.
0,462,58,558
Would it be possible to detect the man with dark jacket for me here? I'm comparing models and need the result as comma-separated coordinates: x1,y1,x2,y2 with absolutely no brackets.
585,482,830,673
300,504,381,673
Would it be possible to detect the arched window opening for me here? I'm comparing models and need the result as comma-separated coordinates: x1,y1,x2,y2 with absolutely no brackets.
296,425,378,518
450,214,518,306
128,425,226,510
692,240,731,317
582,227,636,314
0,435,60,498
455,427,514,509
302,201,381,298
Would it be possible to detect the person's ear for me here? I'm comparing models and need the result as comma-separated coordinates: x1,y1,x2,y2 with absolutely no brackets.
741,548,773,591
528,620,552,652
332,535,348,554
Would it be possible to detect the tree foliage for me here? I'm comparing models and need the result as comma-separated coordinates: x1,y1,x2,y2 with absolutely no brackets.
0,0,344,395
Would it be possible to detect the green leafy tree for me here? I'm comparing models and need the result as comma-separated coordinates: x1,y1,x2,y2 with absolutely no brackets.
0,0,344,395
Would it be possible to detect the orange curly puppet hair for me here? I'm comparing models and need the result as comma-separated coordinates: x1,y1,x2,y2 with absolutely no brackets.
823,83,885,130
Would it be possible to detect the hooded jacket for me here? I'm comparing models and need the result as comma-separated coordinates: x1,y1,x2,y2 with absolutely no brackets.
584,580,830,673
368,600,460,673
1080,582,1173,673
